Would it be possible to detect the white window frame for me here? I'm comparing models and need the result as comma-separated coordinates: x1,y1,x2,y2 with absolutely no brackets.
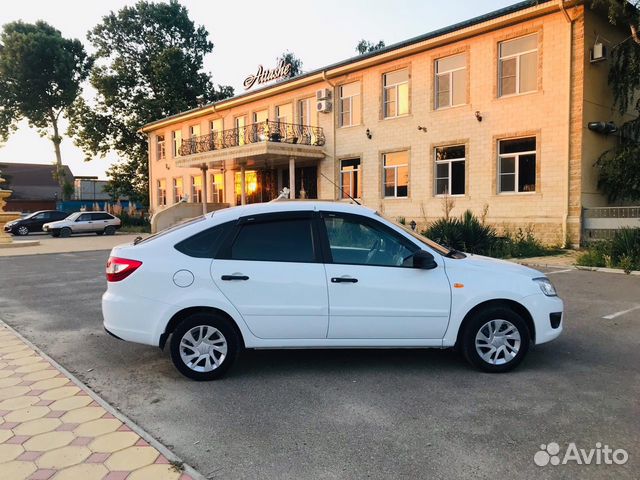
173,177,184,203
382,152,409,198
497,137,537,194
383,70,409,119
339,83,361,127
498,34,538,97
339,158,361,199
435,55,466,109
156,134,166,161
434,145,466,196
191,175,203,203
157,179,166,206
297,98,310,125
172,130,182,157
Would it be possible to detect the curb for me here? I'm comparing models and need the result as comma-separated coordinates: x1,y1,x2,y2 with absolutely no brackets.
0,318,207,480
516,261,640,275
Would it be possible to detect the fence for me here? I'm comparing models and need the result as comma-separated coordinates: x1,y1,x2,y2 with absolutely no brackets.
582,206,640,241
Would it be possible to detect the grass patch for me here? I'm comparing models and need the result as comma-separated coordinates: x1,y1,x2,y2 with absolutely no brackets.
577,228,640,273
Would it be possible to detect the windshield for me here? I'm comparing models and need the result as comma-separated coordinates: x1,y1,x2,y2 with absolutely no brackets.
65,212,81,221
377,212,452,256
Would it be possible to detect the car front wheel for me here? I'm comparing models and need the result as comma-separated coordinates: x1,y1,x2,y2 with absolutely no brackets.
60,227,72,238
461,306,530,373
16,225,29,236
169,313,239,381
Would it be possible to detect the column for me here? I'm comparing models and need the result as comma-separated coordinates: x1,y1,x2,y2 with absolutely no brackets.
289,157,295,199
240,165,247,205
201,164,208,215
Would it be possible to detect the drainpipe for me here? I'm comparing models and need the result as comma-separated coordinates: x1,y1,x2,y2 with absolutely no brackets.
560,0,573,247
322,70,338,200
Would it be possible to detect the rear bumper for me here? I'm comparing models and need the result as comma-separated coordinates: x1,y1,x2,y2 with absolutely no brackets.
521,293,564,345
102,290,167,346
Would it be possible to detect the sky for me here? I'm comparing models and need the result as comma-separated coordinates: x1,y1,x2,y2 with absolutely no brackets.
0,0,515,180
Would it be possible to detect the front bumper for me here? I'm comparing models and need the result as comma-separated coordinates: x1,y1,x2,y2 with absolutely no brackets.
521,293,564,345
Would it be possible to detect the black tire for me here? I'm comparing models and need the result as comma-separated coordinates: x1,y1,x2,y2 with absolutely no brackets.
170,313,240,381
96,231,104,236
51,231,60,238
60,227,72,238
16,225,29,236
461,306,530,373
104,226,116,236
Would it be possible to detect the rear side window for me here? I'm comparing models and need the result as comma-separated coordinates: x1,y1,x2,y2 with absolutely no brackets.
92,213,112,220
54,212,68,220
229,219,315,263
174,222,234,258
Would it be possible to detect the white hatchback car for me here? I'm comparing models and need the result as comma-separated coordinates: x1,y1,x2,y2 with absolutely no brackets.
102,201,563,380
44,211,121,237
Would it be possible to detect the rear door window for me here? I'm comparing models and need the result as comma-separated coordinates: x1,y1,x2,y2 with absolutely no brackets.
226,217,316,263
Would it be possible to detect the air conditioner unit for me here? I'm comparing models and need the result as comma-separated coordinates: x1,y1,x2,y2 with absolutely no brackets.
590,42,607,63
316,99,332,113
316,88,332,101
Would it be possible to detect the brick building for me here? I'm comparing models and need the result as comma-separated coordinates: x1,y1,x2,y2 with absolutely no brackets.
141,0,632,244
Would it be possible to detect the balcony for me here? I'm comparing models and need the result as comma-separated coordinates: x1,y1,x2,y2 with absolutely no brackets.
179,120,325,157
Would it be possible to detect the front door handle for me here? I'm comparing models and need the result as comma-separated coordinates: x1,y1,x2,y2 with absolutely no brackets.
331,277,358,283
221,275,249,281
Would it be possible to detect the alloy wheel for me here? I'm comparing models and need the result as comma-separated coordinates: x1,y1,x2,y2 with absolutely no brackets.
17,226,29,236
475,319,521,366
179,325,228,373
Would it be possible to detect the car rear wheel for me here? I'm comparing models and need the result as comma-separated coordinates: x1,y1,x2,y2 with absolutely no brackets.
16,225,29,236
461,306,530,373
170,313,239,381
60,227,72,238
104,226,116,235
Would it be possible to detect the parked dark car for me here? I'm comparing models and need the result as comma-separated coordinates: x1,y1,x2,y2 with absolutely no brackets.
3,210,69,236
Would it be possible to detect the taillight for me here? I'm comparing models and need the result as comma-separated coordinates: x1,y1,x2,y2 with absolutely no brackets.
106,257,142,282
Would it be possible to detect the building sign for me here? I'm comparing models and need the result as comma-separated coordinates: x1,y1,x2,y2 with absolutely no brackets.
243,60,292,90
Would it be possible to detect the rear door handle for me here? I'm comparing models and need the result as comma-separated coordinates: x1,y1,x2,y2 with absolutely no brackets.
331,277,358,283
221,275,249,281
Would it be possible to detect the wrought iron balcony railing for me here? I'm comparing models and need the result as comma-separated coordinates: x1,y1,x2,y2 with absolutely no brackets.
179,120,325,156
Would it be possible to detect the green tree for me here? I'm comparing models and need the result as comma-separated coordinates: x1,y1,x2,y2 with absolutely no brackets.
0,21,91,188
356,39,386,54
69,0,233,205
278,51,303,77
593,0,640,201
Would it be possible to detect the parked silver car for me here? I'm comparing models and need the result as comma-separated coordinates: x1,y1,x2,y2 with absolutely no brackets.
43,211,121,237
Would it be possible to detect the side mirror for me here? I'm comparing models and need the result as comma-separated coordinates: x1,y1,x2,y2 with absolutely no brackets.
412,250,438,270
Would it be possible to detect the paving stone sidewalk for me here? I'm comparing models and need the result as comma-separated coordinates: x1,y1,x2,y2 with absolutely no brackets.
0,324,195,480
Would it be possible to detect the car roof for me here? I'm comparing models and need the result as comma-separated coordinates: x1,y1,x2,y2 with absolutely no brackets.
208,201,376,223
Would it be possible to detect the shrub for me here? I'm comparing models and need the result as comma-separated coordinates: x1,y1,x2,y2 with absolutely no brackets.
423,210,496,255
576,228,640,272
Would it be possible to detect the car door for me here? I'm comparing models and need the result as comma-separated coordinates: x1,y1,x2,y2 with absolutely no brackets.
29,212,48,231
92,213,111,231
74,213,93,232
319,211,451,339
211,211,329,339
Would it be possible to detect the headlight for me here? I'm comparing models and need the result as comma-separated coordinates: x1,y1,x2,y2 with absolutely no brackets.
533,277,557,296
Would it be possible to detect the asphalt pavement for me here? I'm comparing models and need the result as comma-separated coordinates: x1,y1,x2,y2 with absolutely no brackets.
0,251,638,479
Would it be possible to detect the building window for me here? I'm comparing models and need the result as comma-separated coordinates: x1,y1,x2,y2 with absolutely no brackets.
235,116,246,146
498,137,536,193
172,130,182,157
210,118,223,148
189,124,200,138
157,179,166,206
383,151,409,198
191,175,203,203
340,159,362,199
156,134,166,161
435,54,467,109
383,69,409,118
211,172,224,203
499,34,538,97
339,82,361,127
173,177,184,203
275,104,292,124
298,99,310,125
435,145,465,196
